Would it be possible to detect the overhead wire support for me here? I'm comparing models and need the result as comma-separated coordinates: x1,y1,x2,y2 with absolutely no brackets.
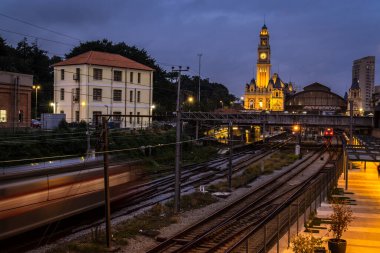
101,116,112,248
172,65,189,214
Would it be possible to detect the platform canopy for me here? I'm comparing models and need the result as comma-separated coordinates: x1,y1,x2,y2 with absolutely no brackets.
345,136,380,162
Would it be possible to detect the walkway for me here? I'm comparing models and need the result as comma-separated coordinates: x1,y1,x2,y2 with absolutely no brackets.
280,161,380,253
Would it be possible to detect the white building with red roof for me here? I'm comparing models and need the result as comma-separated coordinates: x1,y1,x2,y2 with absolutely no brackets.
53,51,154,128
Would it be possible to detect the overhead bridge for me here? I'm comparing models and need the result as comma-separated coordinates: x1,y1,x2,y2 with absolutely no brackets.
180,112,373,128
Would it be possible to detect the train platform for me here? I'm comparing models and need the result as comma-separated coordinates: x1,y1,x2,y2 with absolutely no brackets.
280,161,380,253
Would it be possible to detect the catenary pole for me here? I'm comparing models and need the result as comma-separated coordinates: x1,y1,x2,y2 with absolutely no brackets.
173,66,189,213
102,116,112,248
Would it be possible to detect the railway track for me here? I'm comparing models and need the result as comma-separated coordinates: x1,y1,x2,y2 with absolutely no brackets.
0,135,291,252
147,144,336,253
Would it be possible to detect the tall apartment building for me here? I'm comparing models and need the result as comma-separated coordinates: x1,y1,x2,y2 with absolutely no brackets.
352,56,375,112
53,51,154,128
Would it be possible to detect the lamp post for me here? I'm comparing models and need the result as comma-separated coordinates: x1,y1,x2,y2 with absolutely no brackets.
220,100,224,109
32,85,41,119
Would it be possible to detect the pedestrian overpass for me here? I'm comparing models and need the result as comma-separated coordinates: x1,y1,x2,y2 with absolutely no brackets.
181,112,373,128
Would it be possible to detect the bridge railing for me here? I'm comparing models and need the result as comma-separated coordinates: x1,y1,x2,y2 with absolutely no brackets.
180,112,373,127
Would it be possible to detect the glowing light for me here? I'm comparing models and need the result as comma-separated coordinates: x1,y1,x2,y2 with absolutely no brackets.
187,96,194,103
81,101,86,106
151,104,156,109
259,101,263,108
50,102,55,107
293,125,300,132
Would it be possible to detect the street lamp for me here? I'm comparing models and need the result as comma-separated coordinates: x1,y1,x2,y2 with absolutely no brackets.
49,102,55,113
220,100,224,108
32,85,41,119
187,96,194,103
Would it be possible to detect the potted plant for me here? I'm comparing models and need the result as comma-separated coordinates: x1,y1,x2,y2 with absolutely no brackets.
291,233,324,253
328,201,354,253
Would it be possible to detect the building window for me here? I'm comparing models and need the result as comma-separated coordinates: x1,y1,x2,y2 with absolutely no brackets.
130,72,134,83
73,88,80,102
130,90,133,102
61,69,65,80
93,111,102,125
138,73,141,83
113,112,121,121
18,110,24,122
114,70,122,82
249,100,254,109
113,89,122,102
129,111,133,124
75,111,79,122
93,88,102,101
137,112,140,124
60,88,65,100
137,91,141,102
75,68,80,81
0,110,7,122
93,68,103,80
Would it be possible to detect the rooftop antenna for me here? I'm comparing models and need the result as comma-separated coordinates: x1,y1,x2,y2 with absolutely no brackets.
264,14,266,25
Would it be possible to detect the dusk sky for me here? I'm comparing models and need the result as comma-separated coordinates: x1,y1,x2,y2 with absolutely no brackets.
0,0,379,97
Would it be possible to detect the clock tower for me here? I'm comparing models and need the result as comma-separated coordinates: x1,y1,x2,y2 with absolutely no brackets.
256,24,271,88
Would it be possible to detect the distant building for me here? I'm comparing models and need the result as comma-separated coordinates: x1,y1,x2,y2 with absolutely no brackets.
243,24,294,111
352,56,375,112
285,82,347,114
0,71,33,128
53,51,154,128
347,78,364,116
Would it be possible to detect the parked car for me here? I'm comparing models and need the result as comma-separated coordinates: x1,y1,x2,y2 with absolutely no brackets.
31,119,41,128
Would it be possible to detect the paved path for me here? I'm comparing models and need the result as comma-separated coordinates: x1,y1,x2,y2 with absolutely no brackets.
280,161,380,253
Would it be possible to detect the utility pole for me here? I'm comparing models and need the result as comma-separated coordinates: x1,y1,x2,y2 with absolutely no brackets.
196,54,202,141
228,121,233,191
172,66,189,213
102,116,112,248
197,54,202,103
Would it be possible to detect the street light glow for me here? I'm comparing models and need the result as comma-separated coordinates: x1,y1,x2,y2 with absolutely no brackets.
188,96,194,103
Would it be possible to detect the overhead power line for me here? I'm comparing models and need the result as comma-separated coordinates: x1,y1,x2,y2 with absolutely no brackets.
0,27,76,47
0,12,81,42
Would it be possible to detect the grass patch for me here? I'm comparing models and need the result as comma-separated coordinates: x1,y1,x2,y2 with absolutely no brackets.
47,191,218,252
45,242,108,253
208,151,298,191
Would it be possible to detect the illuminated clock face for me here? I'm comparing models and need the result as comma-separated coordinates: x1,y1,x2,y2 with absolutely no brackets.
260,52,267,60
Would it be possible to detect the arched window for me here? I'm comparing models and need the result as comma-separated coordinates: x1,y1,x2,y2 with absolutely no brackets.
249,99,254,109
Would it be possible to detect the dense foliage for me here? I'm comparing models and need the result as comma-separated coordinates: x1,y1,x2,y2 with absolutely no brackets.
0,36,236,115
